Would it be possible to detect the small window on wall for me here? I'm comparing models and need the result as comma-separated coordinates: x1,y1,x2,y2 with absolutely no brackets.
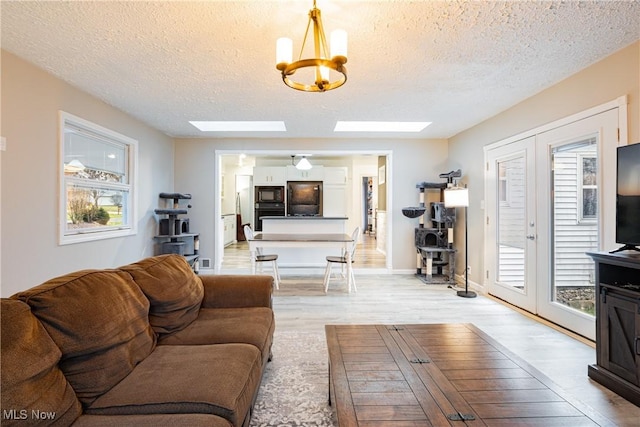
498,163,511,205
59,112,137,244
579,154,597,222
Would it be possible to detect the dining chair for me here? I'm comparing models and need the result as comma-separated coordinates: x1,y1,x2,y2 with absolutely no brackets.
244,225,280,290
323,226,360,293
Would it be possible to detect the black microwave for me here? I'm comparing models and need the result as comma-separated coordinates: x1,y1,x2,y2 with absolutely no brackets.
255,186,284,203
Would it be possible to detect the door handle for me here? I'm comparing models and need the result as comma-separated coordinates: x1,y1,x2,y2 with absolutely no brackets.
526,234,536,240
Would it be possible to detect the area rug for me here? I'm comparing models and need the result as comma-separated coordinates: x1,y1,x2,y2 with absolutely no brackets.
249,330,337,426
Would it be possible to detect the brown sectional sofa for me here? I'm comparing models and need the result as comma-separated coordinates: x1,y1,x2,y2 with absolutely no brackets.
1,254,275,427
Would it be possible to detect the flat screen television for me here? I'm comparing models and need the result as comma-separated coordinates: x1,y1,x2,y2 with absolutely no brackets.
613,143,640,252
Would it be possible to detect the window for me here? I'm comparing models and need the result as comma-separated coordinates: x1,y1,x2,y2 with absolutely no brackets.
579,154,597,222
59,112,137,244
498,163,508,204
498,162,519,206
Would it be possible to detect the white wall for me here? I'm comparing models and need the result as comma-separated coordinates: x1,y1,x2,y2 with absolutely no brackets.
174,139,449,271
0,51,175,296
448,41,640,288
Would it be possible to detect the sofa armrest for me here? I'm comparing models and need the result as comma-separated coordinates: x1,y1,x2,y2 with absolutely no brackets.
200,275,273,309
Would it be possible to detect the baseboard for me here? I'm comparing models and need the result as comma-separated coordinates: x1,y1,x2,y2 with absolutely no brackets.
452,273,485,294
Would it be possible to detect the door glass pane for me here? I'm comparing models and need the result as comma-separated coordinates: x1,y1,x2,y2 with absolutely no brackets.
497,155,526,290
551,138,597,316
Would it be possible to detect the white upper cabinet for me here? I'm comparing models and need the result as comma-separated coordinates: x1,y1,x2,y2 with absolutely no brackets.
253,167,286,185
324,167,348,185
286,165,324,181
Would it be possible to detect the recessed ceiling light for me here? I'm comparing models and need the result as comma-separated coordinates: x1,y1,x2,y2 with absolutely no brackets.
189,121,286,132
334,121,431,132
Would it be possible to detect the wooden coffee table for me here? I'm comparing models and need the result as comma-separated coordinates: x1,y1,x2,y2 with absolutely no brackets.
325,324,613,426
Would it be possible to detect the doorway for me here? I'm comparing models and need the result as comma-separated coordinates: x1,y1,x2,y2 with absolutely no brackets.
235,175,252,239
362,176,377,236
216,151,392,273
485,100,623,340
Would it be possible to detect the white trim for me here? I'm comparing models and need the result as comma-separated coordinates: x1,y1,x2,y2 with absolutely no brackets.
483,95,628,154
577,153,598,223
58,111,138,245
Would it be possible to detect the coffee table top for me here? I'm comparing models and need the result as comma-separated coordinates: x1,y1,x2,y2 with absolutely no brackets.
325,324,612,426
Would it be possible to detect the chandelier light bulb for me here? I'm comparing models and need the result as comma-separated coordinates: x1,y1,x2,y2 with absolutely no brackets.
330,29,347,62
319,66,330,83
276,37,293,70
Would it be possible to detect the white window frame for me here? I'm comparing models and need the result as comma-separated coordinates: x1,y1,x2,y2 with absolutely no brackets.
578,153,597,223
498,163,515,207
59,111,138,245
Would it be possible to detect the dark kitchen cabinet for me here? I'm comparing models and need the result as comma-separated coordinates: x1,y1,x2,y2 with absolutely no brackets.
587,251,640,407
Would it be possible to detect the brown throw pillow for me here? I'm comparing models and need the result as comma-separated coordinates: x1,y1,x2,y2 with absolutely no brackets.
14,269,156,407
1,298,82,426
120,254,204,337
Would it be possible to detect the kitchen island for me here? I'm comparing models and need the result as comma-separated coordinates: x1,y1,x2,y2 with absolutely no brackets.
261,216,347,234
256,216,349,268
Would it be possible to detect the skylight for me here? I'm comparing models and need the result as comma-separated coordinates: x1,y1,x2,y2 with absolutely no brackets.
189,121,286,132
334,121,431,132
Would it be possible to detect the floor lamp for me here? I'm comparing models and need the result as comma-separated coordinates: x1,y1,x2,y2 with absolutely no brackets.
444,185,476,298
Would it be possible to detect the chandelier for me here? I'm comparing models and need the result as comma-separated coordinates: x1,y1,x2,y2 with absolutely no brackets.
276,0,347,92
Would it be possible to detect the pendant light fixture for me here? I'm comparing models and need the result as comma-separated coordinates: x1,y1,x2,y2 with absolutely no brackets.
291,155,313,170
276,0,347,92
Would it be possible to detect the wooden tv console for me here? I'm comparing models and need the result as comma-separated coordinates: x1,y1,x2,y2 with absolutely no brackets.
587,251,640,407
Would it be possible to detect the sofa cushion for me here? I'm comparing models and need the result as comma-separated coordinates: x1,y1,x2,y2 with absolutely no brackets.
86,343,262,427
120,254,204,337
1,298,82,426
72,413,232,427
158,307,274,365
14,269,156,407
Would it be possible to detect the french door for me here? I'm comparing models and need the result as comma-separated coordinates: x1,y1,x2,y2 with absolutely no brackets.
486,136,537,313
485,106,620,340
534,109,618,339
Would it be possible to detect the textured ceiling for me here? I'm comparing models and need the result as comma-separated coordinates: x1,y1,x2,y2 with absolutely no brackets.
2,1,639,139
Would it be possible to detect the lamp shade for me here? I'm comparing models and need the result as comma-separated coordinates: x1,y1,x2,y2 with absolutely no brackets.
330,29,347,60
444,187,469,208
276,37,293,68
296,156,312,170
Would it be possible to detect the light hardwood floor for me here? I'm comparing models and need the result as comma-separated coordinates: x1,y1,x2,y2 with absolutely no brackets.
221,237,639,426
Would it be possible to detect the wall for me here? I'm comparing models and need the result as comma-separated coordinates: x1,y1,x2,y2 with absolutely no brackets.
0,51,175,296
448,41,640,288
174,138,449,271
6,40,632,291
